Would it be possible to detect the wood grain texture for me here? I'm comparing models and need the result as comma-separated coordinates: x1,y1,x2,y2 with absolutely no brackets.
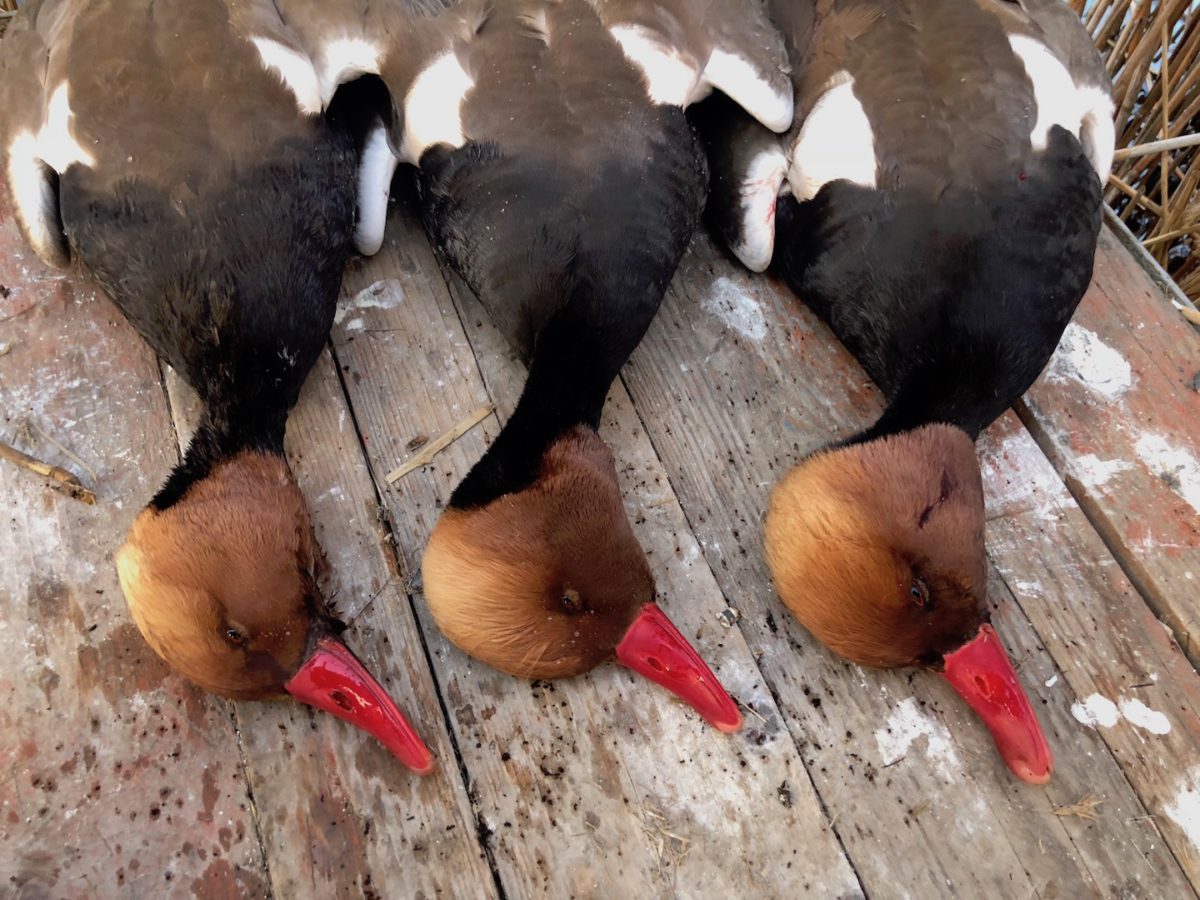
0,193,270,897
331,199,863,898
3,176,1198,896
164,353,497,899
617,234,1197,897
1018,225,1200,664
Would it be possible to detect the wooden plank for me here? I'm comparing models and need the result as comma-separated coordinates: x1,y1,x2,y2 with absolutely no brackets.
441,249,868,896
980,414,1200,888
0,193,270,896
617,234,1197,896
331,201,863,897
1018,225,1200,664
164,352,497,897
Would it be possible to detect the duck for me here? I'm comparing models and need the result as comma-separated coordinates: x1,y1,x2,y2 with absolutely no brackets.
316,0,794,730
696,0,1115,782
0,0,434,774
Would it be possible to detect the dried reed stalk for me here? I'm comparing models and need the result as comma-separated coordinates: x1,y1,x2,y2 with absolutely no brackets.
1071,0,1200,301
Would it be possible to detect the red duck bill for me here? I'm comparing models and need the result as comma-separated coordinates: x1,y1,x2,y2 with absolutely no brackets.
615,603,743,732
285,636,436,776
941,624,1053,784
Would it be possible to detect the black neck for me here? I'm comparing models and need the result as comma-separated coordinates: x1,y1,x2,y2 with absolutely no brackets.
849,379,988,447
150,403,287,510
450,298,634,510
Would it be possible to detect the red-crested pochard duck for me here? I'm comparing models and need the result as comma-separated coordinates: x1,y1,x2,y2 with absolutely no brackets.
320,0,793,730
0,0,433,773
698,0,1114,782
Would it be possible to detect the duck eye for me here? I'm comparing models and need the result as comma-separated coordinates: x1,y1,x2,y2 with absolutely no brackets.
910,579,931,609
223,626,248,647
560,589,584,614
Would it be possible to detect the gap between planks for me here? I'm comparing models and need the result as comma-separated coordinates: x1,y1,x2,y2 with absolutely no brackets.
326,340,511,900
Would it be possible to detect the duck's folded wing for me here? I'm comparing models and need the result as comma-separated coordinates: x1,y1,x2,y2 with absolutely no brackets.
595,0,793,132
0,0,81,269
228,0,391,254
1012,0,1115,182
228,2,458,256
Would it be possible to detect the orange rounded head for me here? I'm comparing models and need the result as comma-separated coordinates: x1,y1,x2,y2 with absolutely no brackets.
764,424,1052,783
422,426,742,732
116,449,434,774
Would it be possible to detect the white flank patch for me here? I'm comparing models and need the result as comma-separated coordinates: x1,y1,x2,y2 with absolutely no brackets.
1068,453,1133,489
1135,433,1200,515
402,51,474,164
1045,322,1132,399
1071,693,1119,728
874,698,961,779
1008,35,1081,152
788,74,877,201
702,276,766,341
334,278,404,324
252,37,322,115
6,82,95,266
702,48,792,132
1165,769,1200,850
318,37,381,105
1077,85,1116,181
354,123,399,256
609,25,701,107
731,146,788,273
6,132,63,266
38,83,95,172
1118,697,1171,735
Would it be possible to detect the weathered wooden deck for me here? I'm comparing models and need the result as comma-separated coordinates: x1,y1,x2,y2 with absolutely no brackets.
1,176,1198,898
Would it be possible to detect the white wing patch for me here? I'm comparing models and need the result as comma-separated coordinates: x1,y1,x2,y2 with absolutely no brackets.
355,123,399,256
6,131,67,267
788,75,877,201
730,146,789,273
609,25,702,107
609,27,792,132
1009,35,1116,181
703,49,792,133
318,37,382,107
1008,35,1080,153
252,37,322,115
6,82,93,267
401,51,474,164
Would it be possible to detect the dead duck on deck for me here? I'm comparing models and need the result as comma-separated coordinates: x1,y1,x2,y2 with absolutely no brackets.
0,0,433,773
340,0,793,729
697,0,1114,781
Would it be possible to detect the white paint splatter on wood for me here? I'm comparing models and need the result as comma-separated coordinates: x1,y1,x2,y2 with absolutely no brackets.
1164,769,1200,850
1068,453,1133,489
874,697,961,779
1134,433,1200,515
979,429,1068,518
1071,693,1119,728
1071,692,1171,735
1118,697,1171,735
334,278,405,324
702,276,766,342
1046,323,1133,399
